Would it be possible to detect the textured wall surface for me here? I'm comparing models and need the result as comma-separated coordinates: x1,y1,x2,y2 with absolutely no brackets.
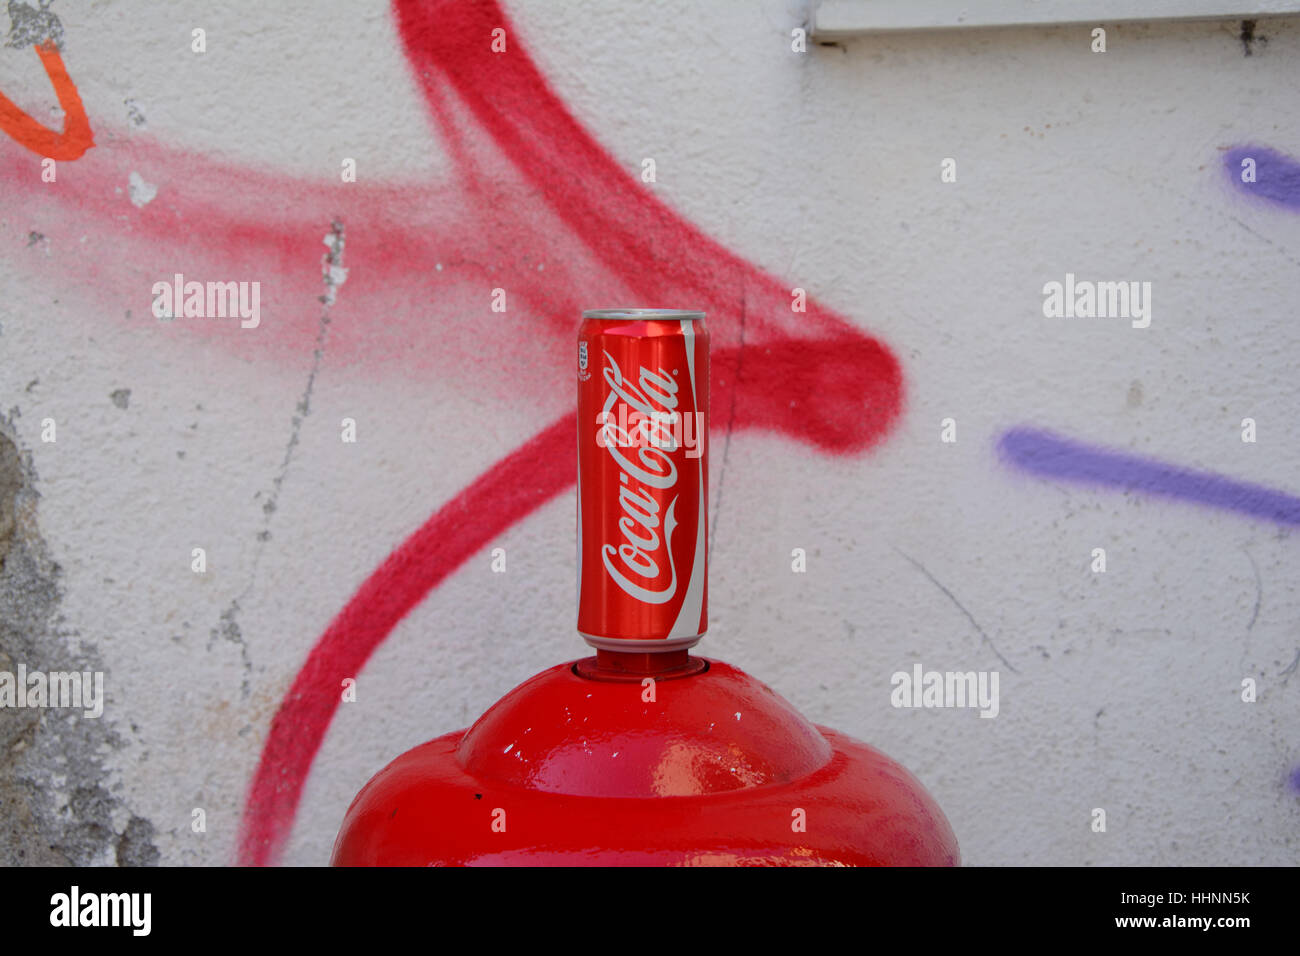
1,0,1298,866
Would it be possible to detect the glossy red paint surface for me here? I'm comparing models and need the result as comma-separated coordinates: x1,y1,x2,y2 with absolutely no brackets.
331,658,959,866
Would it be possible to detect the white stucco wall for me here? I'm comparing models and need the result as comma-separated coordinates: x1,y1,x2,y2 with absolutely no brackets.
1,0,1297,866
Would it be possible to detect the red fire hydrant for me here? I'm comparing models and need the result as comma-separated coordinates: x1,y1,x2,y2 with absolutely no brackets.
332,310,958,866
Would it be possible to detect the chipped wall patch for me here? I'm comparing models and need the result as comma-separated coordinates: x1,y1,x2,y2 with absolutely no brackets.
128,171,157,208
4,0,63,50
0,416,156,866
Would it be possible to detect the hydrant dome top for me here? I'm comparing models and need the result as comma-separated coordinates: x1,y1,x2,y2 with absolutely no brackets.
455,659,832,798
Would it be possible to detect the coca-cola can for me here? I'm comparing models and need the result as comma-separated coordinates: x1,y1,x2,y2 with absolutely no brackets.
577,309,708,651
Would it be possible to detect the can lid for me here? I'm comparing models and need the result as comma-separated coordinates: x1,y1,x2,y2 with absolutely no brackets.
582,308,706,321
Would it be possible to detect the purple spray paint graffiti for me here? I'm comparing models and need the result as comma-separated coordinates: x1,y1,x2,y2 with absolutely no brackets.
1001,145,1300,800
997,428,1300,527
1224,144,1300,211
1001,145,1300,519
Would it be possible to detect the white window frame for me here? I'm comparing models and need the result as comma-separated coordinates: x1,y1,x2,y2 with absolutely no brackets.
808,0,1300,36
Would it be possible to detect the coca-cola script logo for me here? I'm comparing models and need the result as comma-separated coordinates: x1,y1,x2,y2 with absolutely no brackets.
595,351,687,604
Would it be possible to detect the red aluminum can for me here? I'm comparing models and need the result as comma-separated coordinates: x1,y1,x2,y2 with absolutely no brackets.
577,309,708,651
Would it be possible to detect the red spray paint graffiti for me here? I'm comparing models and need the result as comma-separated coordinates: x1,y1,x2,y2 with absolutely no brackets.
237,0,903,866
0,0,903,865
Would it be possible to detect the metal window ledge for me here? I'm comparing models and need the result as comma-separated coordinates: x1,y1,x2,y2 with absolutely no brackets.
808,0,1300,37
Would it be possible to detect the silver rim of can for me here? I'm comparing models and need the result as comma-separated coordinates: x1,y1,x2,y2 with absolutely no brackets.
579,633,704,653
582,308,706,321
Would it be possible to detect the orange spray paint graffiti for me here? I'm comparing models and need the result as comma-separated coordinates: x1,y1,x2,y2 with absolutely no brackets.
0,40,93,160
